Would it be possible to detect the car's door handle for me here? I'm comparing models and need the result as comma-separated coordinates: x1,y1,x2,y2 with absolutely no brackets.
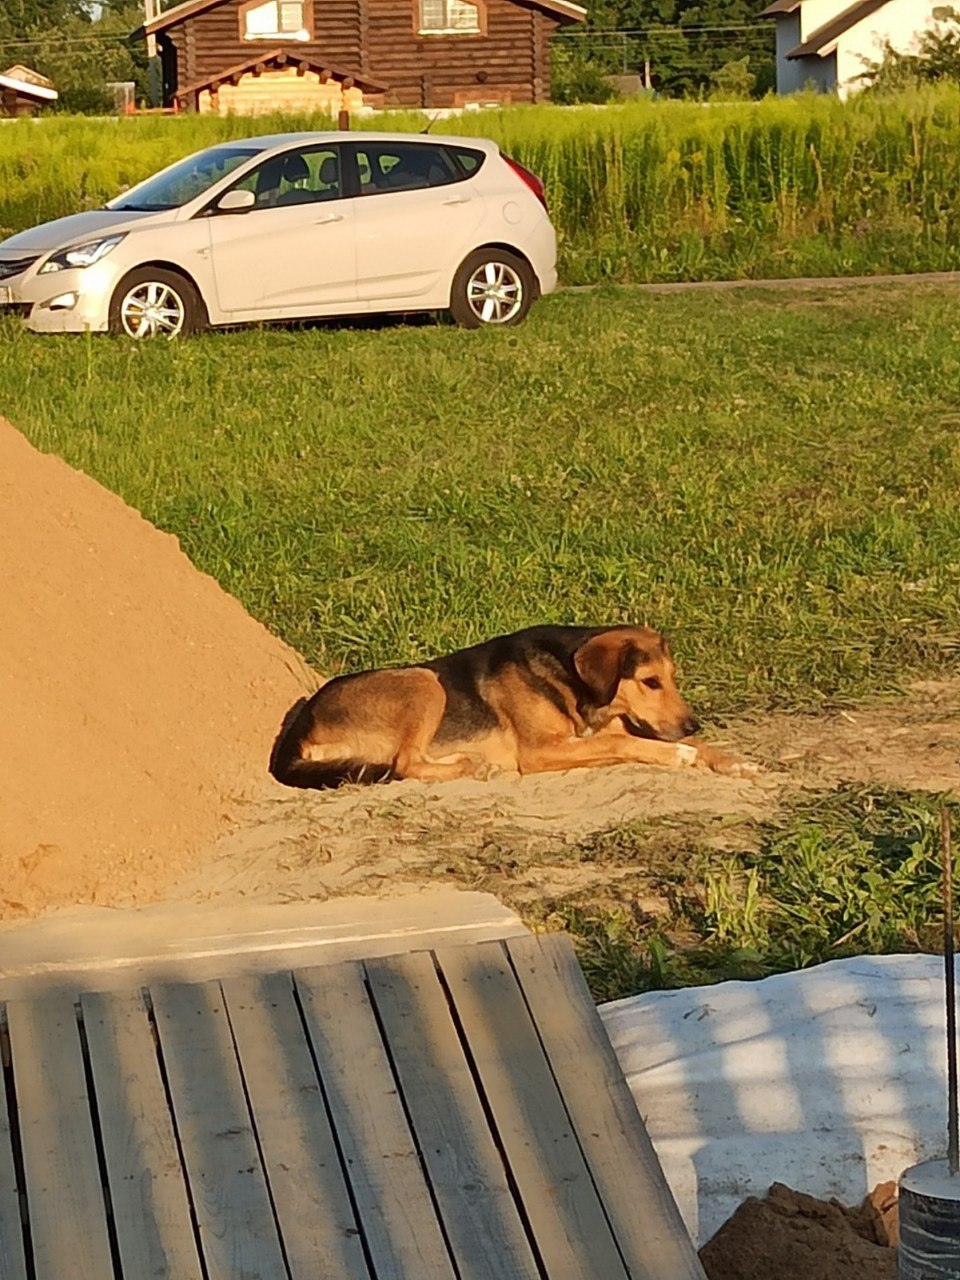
442,196,470,206
315,212,344,224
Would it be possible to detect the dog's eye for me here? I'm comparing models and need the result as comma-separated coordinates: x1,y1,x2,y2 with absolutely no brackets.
643,676,662,690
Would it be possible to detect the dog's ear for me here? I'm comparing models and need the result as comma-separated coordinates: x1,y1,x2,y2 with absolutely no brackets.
574,633,644,706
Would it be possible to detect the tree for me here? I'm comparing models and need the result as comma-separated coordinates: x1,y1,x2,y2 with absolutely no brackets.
0,0,90,41
0,2,150,112
709,54,756,100
551,40,620,103
553,0,775,100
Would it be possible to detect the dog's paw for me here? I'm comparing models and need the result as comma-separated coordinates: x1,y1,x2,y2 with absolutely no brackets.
696,745,761,778
470,759,505,782
724,758,762,779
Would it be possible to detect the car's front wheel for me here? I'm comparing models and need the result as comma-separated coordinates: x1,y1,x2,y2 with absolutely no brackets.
450,249,535,329
109,267,203,339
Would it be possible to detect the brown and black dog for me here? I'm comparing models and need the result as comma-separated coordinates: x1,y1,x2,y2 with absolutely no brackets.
270,624,754,789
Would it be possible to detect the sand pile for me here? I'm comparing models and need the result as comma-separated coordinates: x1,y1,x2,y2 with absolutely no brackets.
700,1182,899,1280
0,420,316,918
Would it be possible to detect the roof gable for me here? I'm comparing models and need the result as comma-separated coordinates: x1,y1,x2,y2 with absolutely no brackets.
3,63,54,87
175,47,385,99
784,0,890,58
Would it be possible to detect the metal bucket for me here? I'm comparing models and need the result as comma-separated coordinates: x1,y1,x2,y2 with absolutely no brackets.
900,1158,960,1279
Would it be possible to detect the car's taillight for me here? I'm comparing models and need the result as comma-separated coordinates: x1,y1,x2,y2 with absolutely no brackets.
502,154,548,210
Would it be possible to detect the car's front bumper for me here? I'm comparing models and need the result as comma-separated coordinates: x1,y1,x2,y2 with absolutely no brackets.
0,262,116,333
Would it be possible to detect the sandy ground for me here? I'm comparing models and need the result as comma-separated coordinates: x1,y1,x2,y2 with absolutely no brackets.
164,678,960,914
3,416,958,925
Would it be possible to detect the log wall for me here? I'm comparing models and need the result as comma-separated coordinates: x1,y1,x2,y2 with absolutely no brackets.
161,0,562,109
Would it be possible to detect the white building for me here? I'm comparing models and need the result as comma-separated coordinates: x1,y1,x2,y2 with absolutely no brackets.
760,0,953,98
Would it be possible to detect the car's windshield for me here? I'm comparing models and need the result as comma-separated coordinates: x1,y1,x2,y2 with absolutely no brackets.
109,146,261,212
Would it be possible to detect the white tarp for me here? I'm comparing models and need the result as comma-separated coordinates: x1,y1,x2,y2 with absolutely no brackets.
599,953,955,1247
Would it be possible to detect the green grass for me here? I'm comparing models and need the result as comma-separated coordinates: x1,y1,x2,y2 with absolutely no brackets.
6,85,960,282
3,284,960,717
542,787,955,1003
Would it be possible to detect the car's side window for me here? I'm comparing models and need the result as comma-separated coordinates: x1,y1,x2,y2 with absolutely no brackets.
353,143,460,196
451,147,485,176
224,146,342,210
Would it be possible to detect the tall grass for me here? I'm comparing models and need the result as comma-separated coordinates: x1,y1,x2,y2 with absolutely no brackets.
4,85,960,282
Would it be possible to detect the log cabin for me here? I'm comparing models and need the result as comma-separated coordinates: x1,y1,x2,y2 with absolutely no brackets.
141,0,585,114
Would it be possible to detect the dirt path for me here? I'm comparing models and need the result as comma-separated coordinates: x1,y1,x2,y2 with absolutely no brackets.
165,680,960,915
566,271,960,296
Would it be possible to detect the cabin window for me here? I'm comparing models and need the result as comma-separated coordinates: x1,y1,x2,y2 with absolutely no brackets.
240,0,311,41
417,0,481,36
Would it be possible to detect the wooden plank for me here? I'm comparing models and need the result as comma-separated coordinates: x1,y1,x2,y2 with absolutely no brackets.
295,962,457,1280
5,994,114,1280
436,942,631,1280
80,989,204,1280
0,1017,28,1280
365,951,540,1280
0,889,525,1000
150,981,288,1280
220,972,371,1280
506,934,707,1280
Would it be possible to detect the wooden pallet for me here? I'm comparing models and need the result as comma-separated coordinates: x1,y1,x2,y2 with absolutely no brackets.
0,933,705,1280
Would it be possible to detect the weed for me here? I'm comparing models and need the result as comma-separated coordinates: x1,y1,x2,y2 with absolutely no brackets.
548,787,957,1003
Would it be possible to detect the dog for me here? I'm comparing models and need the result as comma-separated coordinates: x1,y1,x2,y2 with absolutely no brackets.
270,624,754,790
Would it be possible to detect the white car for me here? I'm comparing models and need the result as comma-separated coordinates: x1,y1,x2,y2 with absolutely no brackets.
0,131,557,337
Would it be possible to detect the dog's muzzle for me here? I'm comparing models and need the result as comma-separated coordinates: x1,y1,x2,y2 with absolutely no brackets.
625,715,700,741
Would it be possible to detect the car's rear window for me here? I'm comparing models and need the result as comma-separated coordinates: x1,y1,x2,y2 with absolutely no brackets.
451,147,485,176
354,142,460,195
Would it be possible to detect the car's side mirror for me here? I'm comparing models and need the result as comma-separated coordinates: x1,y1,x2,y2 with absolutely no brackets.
216,188,256,214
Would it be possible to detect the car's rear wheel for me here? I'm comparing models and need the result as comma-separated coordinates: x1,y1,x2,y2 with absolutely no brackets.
109,268,202,339
450,249,535,329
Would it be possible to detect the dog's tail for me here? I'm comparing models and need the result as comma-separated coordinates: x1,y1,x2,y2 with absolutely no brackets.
271,754,395,789
270,689,396,789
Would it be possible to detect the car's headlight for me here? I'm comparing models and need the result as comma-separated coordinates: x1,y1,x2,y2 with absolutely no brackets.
38,234,126,273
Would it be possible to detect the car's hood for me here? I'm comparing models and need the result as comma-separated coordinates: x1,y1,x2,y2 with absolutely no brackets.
0,208,169,255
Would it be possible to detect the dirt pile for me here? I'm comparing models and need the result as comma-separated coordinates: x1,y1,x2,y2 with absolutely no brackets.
0,420,316,918
700,1182,899,1280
